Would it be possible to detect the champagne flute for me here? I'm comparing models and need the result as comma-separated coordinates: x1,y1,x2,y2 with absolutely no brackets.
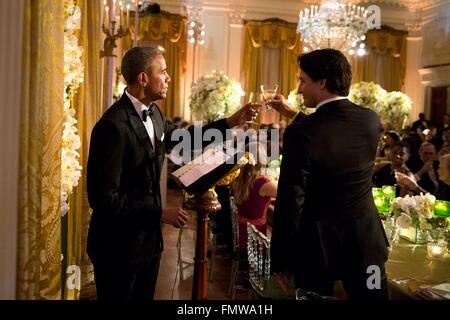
246,92,262,128
260,84,278,112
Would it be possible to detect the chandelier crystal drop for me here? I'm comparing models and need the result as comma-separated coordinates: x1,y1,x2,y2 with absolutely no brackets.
297,0,368,56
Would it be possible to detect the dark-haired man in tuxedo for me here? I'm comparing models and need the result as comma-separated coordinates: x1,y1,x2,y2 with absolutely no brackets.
270,49,389,300
87,47,253,300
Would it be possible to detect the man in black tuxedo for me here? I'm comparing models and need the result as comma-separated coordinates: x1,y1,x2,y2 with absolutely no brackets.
87,47,253,300
270,49,389,300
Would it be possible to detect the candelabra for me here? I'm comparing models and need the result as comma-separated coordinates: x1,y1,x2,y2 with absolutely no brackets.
100,0,140,58
100,22,128,58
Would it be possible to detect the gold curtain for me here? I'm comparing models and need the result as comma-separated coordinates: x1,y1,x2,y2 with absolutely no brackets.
351,26,407,91
124,11,187,120
17,0,65,300
64,0,102,300
243,19,301,123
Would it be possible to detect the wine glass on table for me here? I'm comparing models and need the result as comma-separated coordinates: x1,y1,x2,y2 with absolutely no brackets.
260,84,278,112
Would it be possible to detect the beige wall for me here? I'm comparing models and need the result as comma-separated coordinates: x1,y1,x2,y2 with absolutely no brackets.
0,0,24,300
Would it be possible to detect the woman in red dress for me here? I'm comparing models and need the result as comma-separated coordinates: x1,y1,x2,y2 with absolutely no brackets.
231,142,278,260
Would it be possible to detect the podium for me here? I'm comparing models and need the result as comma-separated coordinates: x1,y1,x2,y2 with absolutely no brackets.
184,190,221,300
171,147,251,300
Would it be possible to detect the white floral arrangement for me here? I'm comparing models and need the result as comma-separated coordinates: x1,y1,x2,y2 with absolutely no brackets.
287,89,315,115
381,91,412,131
62,0,83,216
391,193,437,230
189,71,244,122
349,81,387,115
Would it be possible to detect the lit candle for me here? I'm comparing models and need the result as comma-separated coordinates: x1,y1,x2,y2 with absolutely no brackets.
382,185,395,196
133,0,139,47
104,6,109,27
111,0,116,18
427,240,447,260
120,5,123,28
434,200,450,217
126,4,130,28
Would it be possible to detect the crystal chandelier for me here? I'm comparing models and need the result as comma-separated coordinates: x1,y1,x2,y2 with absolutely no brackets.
297,0,369,56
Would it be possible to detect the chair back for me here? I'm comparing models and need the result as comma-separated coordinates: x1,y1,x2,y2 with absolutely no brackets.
247,222,271,293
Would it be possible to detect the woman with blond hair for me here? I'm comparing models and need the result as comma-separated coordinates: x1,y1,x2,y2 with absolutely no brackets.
231,142,277,260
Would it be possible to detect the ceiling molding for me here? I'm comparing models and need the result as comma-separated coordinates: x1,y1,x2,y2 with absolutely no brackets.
357,0,444,11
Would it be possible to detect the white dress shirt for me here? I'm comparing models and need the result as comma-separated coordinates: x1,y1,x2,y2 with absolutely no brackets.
125,90,155,147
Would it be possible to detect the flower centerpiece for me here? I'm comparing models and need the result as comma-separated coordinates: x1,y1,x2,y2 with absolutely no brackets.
391,193,448,243
189,70,244,122
381,91,412,131
348,81,387,115
287,89,315,115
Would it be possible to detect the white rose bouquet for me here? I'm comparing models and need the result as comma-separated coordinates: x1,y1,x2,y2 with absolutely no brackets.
349,81,387,115
189,71,244,122
381,91,412,131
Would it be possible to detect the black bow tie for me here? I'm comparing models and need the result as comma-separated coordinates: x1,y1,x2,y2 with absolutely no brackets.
142,104,157,122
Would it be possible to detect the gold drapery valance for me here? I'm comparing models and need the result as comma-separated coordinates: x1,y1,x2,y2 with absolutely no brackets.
365,26,407,58
351,26,408,92
125,11,187,72
246,19,300,50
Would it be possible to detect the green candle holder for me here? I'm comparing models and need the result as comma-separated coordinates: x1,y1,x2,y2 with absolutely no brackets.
434,200,450,217
372,187,389,215
381,185,395,214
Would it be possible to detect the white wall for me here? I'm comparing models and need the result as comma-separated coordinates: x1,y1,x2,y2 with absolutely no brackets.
0,0,24,300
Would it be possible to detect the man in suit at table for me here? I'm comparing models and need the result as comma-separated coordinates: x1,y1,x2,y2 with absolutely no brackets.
270,49,389,300
87,46,253,300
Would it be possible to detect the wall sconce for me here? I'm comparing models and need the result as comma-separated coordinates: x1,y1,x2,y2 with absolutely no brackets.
188,20,205,46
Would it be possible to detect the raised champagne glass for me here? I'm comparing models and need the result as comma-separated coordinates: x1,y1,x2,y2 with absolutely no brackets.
260,84,278,112
246,92,262,129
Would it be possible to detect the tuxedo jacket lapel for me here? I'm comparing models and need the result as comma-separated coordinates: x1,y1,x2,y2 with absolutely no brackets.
150,103,164,143
120,95,158,180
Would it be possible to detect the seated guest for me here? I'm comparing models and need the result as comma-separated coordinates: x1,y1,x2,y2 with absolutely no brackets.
231,142,277,262
378,130,401,158
412,112,430,132
397,153,450,201
424,125,442,150
373,141,414,196
435,154,450,200
407,142,440,194
438,127,450,157
437,113,450,137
